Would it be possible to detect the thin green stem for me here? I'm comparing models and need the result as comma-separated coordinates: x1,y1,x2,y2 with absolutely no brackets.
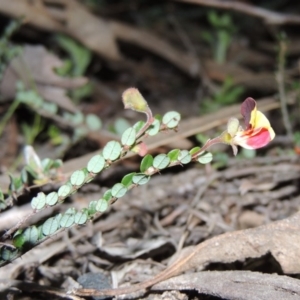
0,100,20,136
276,37,293,140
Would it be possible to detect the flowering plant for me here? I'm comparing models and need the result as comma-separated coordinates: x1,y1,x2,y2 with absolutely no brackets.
198,97,275,156
222,97,275,155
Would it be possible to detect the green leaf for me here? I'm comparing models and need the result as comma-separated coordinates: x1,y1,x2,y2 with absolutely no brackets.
121,127,136,146
31,192,46,210
146,118,160,136
198,152,213,164
162,111,181,128
13,233,26,248
42,102,58,115
133,120,145,133
52,159,63,169
65,207,76,215
178,150,192,164
114,118,131,135
132,174,150,185
189,147,201,155
102,141,122,161
87,154,105,174
74,211,88,225
23,226,39,245
86,114,102,131
17,89,43,108
153,154,170,170
41,158,52,173
60,213,75,228
95,199,108,212
42,218,59,236
140,154,153,172
20,168,28,184
102,190,112,201
121,172,135,187
88,200,97,215
241,148,256,159
111,183,127,198
168,149,180,161
1,246,18,261
54,213,63,225
56,34,92,76
58,184,72,198
0,189,4,201
70,170,86,186
46,192,59,206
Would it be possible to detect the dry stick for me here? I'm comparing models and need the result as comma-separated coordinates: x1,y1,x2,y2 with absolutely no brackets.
0,279,83,300
175,0,300,25
276,39,293,140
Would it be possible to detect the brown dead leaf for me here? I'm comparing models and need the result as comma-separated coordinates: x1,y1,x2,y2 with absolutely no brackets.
0,0,199,77
0,45,86,112
100,238,176,260
152,271,300,300
73,211,300,297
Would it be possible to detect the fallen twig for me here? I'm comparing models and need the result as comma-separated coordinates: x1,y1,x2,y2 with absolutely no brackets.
175,0,300,25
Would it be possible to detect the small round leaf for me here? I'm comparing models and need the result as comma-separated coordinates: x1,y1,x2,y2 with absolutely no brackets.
146,119,160,136
168,149,180,161
70,170,86,186
121,127,136,146
178,150,192,164
189,147,201,155
46,192,59,206
74,211,88,225
121,173,135,187
87,154,105,174
102,141,122,161
198,152,213,164
60,213,75,228
102,190,112,201
153,154,170,170
88,200,97,215
132,174,150,185
111,183,127,198
58,184,72,198
1,246,18,261
140,154,153,172
13,233,26,248
42,102,58,114
95,199,108,212
133,120,145,132
23,226,39,245
31,192,46,210
114,118,131,135
162,111,181,128
86,114,102,131
42,218,59,236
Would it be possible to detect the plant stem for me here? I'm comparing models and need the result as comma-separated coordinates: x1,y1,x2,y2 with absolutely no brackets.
0,100,20,136
276,37,293,140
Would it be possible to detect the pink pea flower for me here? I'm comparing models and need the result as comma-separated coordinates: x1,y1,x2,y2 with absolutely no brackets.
223,97,275,155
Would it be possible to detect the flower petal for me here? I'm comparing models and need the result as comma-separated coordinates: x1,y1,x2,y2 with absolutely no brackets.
251,110,272,131
241,97,256,129
233,127,275,149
